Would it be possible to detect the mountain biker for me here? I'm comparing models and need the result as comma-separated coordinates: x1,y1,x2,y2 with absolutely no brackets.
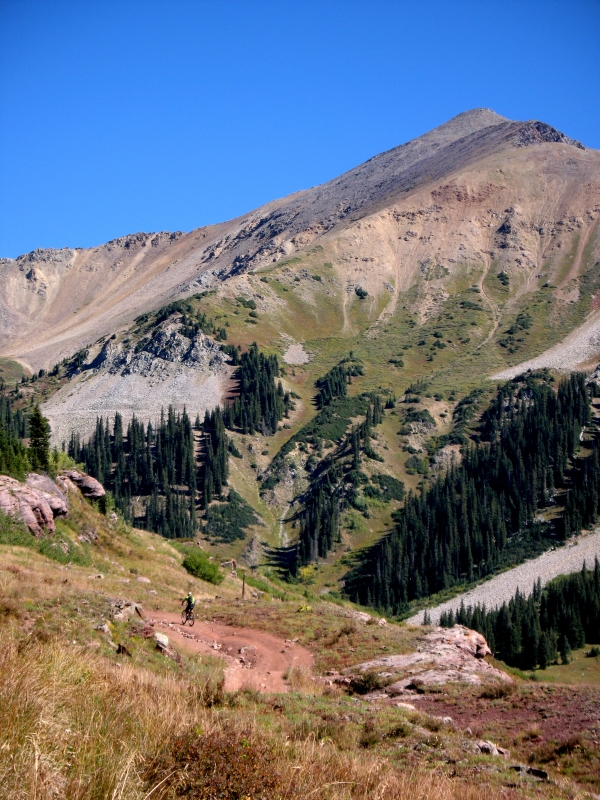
181,591,195,617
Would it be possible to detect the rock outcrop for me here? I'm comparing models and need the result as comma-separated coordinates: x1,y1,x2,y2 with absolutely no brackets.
93,328,229,383
346,625,511,696
0,473,69,535
62,470,105,499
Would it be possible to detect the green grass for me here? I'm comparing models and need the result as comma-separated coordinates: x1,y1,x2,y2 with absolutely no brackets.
0,511,91,566
522,645,600,685
0,357,30,384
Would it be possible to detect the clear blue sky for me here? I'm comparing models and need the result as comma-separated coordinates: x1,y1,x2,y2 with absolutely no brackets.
1,0,598,258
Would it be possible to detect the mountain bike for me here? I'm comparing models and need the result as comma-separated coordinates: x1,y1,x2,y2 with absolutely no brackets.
181,607,195,626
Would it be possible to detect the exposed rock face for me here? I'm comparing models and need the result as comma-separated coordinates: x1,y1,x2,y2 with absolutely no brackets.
62,471,105,499
94,328,229,383
42,324,233,444
346,625,510,695
0,473,69,535
26,472,69,508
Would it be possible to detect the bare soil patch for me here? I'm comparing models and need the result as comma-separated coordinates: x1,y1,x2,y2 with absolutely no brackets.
282,343,310,364
148,610,313,693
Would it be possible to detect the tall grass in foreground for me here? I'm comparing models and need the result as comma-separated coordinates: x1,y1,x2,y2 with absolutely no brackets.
0,624,508,800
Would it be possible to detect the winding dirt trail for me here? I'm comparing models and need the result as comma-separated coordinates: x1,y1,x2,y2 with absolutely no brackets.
147,611,313,693
476,255,502,350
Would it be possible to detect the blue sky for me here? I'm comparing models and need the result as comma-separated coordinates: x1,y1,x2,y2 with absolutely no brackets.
1,0,598,258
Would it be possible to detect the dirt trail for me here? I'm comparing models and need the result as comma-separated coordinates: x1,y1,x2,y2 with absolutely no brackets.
476,255,502,350
148,611,313,693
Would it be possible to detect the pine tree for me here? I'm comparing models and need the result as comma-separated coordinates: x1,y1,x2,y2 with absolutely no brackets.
29,405,51,472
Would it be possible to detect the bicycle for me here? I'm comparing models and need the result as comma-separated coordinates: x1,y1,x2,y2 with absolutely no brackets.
181,607,195,626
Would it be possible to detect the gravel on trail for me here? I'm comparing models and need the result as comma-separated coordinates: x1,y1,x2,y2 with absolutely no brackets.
405,529,600,626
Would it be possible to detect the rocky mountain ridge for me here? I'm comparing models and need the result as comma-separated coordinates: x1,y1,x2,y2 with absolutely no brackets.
1,108,597,372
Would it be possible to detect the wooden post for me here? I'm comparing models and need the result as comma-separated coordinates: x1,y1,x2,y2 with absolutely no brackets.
242,571,246,600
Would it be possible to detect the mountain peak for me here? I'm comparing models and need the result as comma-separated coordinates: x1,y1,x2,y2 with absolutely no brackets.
415,108,510,148
445,107,510,126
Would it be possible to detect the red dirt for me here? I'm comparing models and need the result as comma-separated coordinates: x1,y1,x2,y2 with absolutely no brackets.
415,685,600,744
147,611,313,693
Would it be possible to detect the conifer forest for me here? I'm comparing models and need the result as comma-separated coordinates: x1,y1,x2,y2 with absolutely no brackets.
68,342,292,537
440,560,600,670
345,373,600,614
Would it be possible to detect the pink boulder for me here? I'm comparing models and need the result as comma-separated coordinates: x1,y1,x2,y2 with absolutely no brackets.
0,474,69,536
63,470,105,499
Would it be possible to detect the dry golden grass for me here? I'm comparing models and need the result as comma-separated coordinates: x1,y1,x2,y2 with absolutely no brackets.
0,496,586,800
283,664,338,696
0,622,521,800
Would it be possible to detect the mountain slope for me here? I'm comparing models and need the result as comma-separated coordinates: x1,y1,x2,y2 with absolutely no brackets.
2,108,597,373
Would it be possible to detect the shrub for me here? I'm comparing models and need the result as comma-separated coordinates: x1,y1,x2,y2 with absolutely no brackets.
405,455,429,475
405,408,436,428
359,719,380,748
349,671,385,695
182,550,223,584
372,473,405,501
479,682,517,700
236,296,257,310
355,287,368,299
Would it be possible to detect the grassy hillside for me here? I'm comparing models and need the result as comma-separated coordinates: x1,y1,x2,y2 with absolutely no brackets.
2,488,600,798
10,237,599,600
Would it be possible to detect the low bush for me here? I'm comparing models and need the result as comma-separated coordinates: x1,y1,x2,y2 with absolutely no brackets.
182,549,223,584
479,682,516,700
349,670,386,695
372,473,405,501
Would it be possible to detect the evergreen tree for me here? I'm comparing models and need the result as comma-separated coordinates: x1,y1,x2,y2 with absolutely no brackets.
437,559,600,670
29,405,51,472
226,343,292,435
0,397,30,480
315,365,347,408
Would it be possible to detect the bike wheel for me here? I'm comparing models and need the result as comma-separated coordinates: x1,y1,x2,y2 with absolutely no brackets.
181,611,187,625
188,613,195,627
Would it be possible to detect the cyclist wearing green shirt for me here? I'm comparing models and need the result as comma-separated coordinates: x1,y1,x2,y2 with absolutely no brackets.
182,591,195,614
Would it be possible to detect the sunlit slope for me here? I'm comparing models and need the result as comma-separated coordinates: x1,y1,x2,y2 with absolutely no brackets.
2,108,597,373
